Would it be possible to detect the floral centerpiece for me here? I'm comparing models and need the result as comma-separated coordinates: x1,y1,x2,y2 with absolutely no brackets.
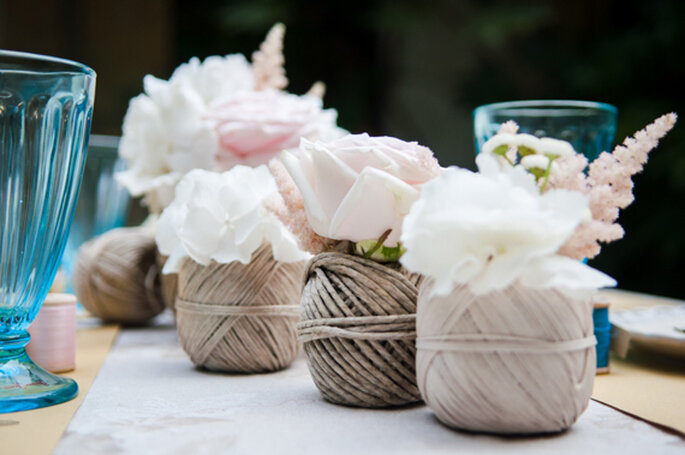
399,113,676,433
115,23,344,313
116,23,344,214
272,133,443,407
155,165,310,373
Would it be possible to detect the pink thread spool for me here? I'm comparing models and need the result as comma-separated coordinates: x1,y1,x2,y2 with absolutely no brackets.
27,293,77,373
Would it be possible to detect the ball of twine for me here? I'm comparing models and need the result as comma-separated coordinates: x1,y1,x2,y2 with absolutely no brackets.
175,243,305,373
416,281,596,434
74,227,165,325
298,252,423,408
156,251,178,314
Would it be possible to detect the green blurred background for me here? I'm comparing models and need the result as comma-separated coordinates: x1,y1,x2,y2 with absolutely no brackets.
1,0,683,298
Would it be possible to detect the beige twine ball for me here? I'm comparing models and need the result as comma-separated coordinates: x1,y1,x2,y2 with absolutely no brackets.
74,227,165,325
416,281,596,434
175,243,305,373
298,252,423,408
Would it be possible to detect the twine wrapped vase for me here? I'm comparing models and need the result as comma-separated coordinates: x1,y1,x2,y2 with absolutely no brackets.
298,252,422,408
175,243,305,373
416,280,596,434
74,227,165,325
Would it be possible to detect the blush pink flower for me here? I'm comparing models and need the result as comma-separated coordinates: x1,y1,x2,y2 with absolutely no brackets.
281,133,442,246
210,89,344,169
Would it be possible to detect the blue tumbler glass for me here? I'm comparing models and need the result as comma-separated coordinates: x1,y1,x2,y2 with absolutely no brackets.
473,100,617,161
0,51,95,412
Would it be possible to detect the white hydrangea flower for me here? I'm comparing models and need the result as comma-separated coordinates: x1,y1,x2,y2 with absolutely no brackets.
156,165,310,273
116,55,255,213
400,154,615,296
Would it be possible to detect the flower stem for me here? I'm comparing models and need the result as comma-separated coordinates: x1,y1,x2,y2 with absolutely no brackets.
363,229,392,259
539,156,556,193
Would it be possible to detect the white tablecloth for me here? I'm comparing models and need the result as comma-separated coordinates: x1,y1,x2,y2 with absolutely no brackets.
56,316,685,454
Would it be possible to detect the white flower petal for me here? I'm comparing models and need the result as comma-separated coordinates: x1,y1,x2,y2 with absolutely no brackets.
281,149,330,236
521,255,617,290
329,167,420,245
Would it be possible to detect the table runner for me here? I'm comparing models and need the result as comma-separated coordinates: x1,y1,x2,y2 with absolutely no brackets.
1,324,119,455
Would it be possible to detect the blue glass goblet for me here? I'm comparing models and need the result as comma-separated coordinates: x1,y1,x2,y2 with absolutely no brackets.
0,51,95,412
473,100,617,161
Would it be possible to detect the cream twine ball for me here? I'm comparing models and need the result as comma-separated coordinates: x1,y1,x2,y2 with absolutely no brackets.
416,281,596,434
298,252,423,408
175,243,305,373
74,227,165,325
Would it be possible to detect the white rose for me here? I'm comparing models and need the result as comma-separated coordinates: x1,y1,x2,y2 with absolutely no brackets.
400,154,616,296
155,165,310,273
281,133,442,246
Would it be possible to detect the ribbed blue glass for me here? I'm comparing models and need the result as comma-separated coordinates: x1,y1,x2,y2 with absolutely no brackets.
473,100,618,161
0,50,95,412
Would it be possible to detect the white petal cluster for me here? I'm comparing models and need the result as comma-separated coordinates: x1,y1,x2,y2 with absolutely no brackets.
482,133,575,158
400,154,615,297
116,55,255,213
155,165,310,273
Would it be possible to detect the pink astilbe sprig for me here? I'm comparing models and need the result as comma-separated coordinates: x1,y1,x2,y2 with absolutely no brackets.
306,81,326,99
549,113,678,260
252,23,288,91
266,158,335,254
498,120,520,135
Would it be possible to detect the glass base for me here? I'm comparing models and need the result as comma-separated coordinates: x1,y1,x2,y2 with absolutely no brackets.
1,340,78,413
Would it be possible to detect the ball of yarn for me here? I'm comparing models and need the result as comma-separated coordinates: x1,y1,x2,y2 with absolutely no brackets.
156,251,178,314
416,281,596,434
175,243,304,373
74,227,165,325
298,252,422,408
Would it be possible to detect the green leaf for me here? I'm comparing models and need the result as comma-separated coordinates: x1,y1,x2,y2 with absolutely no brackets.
493,145,509,156
518,146,537,157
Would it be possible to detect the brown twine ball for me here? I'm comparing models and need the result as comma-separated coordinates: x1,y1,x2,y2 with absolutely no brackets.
298,252,423,408
175,243,305,373
74,227,165,325
156,251,178,314
416,281,596,434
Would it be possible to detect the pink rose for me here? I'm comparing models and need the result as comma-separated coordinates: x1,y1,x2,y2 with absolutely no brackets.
281,133,442,246
210,89,344,169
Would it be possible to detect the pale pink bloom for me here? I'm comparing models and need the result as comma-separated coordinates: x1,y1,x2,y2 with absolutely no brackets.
281,133,442,246
210,89,344,170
